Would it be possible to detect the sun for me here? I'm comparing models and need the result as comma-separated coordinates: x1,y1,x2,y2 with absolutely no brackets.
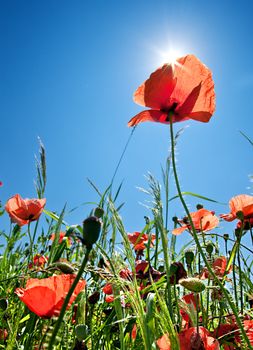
158,48,184,66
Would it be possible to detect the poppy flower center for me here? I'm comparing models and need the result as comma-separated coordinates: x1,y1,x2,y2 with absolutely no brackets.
190,332,205,350
161,102,179,121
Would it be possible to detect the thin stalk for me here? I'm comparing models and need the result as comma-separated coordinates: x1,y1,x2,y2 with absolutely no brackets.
169,116,253,349
232,254,239,309
237,246,244,314
48,246,92,350
27,223,33,262
110,126,136,187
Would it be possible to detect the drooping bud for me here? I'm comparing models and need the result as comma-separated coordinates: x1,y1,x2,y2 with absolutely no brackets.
205,241,214,255
82,216,102,247
94,207,104,219
185,250,194,265
169,262,187,284
179,278,205,293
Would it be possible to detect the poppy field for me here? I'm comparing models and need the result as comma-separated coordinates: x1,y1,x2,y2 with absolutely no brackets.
1,54,253,350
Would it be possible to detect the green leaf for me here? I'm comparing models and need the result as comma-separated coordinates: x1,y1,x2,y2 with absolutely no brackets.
169,191,224,204
19,314,30,324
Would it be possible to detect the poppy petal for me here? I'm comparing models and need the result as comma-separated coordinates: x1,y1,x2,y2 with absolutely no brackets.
15,286,56,318
171,55,215,117
15,274,86,318
134,64,176,109
172,226,187,235
176,82,202,115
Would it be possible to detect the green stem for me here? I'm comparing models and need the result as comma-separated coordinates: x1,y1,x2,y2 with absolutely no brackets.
48,246,92,350
237,245,244,314
27,223,33,262
169,117,253,349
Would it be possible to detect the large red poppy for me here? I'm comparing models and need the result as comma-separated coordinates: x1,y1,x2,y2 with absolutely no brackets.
157,326,220,350
172,208,219,235
5,194,46,226
221,194,253,222
128,54,215,127
15,274,86,318
127,232,156,251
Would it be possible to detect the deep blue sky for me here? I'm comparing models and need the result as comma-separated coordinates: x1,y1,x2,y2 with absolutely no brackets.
1,0,253,247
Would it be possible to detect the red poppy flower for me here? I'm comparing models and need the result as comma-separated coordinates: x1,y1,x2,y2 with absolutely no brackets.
0,181,3,187
105,295,114,303
0,329,8,340
131,323,137,341
221,194,253,225
15,274,86,318
173,208,219,235
128,54,215,127
119,268,133,280
28,254,48,269
200,256,232,279
102,283,113,295
157,327,220,350
212,323,240,350
5,194,46,226
127,232,156,251
50,232,72,245
244,320,253,346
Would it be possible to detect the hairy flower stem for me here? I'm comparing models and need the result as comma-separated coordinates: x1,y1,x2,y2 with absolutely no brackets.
169,116,253,349
48,246,92,350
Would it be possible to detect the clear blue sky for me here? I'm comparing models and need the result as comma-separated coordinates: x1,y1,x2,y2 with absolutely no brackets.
1,0,253,247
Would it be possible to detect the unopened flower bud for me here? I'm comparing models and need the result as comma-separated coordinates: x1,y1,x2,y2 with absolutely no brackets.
179,278,205,293
50,262,75,274
94,207,104,219
172,216,178,223
75,324,89,341
223,234,229,241
82,216,102,247
205,241,214,255
169,262,187,284
185,250,194,265
88,291,100,304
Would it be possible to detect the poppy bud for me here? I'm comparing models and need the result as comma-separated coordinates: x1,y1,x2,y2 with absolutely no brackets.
172,216,178,223
0,298,8,311
223,234,229,241
169,262,187,284
88,291,100,304
205,241,214,255
185,250,194,265
94,207,104,219
179,278,205,293
82,216,102,247
75,324,89,341
50,262,75,274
